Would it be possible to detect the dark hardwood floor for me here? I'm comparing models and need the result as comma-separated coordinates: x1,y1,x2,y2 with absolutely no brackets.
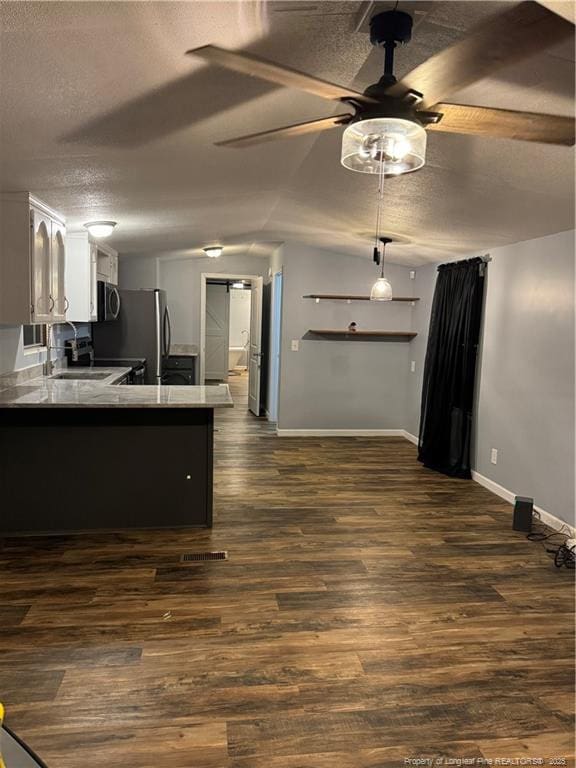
0,373,574,766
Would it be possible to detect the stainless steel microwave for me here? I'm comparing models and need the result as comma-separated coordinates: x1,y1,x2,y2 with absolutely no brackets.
96,280,121,321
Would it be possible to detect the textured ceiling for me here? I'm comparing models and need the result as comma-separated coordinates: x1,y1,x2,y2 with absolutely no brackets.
0,0,574,265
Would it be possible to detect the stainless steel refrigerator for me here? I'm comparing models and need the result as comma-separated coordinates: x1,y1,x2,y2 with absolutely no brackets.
92,289,171,384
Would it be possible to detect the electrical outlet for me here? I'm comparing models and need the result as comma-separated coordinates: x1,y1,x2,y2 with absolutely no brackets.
291,339,299,352
490,448,498,465
410,360,416,372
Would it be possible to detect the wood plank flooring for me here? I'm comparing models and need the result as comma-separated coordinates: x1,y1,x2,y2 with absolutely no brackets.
0,373,574,766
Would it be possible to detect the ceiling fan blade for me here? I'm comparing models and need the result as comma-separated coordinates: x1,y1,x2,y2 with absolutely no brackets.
215,113,353,148
388,1,574,108
427,103,575,145
187,45,377,104
537,0,575,24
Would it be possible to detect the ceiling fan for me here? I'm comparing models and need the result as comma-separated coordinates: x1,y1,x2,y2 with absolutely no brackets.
187,1,575,176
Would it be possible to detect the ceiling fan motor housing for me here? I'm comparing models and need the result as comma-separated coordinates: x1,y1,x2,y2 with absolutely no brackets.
369,10,413,47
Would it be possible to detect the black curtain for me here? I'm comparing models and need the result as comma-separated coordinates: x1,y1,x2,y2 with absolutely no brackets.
418,257,485,479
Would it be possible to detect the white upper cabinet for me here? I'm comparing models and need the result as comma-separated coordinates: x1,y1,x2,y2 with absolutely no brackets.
0,192,67,325
65,232,98,322
66,234,118,322
51,219,67,321
96,246,118,286
30,209,53,323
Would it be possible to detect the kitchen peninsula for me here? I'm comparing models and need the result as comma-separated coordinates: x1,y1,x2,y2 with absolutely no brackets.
0,376,233,534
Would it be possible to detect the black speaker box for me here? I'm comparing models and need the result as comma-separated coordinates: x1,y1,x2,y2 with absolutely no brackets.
513,496,533,532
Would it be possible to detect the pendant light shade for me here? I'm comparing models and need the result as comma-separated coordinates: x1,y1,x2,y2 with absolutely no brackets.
370,276,393,301
341,117,426,176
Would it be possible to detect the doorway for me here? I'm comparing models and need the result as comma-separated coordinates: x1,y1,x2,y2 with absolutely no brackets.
200,273,263,415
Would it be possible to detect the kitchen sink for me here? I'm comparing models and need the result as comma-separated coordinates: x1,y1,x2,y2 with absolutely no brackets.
50,371,112,381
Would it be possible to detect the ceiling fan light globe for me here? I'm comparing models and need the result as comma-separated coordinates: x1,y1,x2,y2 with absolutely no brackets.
370,277,393,301
341,118,426,175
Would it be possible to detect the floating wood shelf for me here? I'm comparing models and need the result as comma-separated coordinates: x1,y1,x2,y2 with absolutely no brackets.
307,329,417,340
303,294,420,302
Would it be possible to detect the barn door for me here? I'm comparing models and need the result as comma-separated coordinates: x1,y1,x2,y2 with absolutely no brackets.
205,283,229,381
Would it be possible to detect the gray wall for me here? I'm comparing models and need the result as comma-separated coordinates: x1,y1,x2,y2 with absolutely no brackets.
407,230,575,528
406,263,437,438
277,243,416,430
474,230,575,527
120,252,270,348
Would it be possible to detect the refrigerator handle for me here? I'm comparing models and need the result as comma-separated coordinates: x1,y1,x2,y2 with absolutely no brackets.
163,306,172,359
155,291,162,380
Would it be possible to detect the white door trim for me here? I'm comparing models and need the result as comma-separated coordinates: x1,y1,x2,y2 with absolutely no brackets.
199,273,261,385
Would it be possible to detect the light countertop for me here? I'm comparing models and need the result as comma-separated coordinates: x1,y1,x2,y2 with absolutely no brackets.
0,371,233,409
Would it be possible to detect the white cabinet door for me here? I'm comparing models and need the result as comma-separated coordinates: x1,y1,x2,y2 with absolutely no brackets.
51,219,67,321
30,209,53,323
109,253,118,285
90,243,98,320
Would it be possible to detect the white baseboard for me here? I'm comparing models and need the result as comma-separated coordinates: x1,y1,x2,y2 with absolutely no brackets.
402,430,419,445
471,470,575,537
276,428,406,437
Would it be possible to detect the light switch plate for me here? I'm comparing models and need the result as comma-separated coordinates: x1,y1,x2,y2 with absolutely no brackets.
291,339,299,352
491,448,498,465
410,361,416,372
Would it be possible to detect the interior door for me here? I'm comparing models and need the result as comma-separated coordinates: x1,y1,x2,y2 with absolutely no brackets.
30,209,52,323
248,276,263,416
205,283,229,381
50,221,66,320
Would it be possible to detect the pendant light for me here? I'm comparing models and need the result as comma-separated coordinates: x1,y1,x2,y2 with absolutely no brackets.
369,147,393,301
370,238,393,301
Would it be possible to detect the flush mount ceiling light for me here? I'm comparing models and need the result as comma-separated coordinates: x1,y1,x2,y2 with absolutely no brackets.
203,246,223,258
84,221,117,238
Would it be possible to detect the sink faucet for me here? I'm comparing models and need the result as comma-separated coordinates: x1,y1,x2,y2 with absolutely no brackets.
66,321,79,361
43,322,79,376
43,323,55,377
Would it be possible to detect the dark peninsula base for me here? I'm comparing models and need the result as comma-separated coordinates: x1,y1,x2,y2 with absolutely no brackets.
0,407,213,534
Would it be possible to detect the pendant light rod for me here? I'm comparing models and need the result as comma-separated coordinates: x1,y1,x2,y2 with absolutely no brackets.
379,237,392,278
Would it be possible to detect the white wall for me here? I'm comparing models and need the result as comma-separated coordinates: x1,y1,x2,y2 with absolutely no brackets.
119,252,269,348
277,243,417,431
409,230,575,528
0,326,36,374
0,322,89,376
